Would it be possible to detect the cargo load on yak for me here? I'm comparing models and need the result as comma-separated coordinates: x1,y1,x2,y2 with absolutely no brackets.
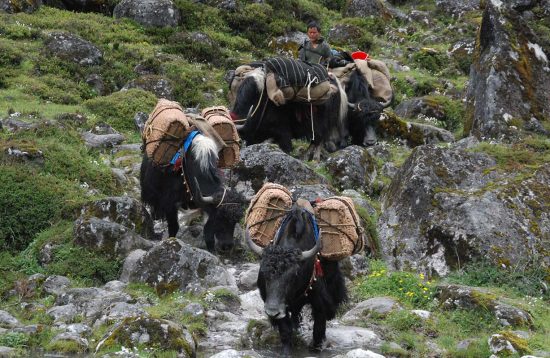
330,51,393,108
201,106,241,168
245,183,293,247
142,99,192,167
313,196,365,261
264,57,333,106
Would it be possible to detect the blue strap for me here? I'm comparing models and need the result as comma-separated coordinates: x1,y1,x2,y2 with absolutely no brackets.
307,211,320,242
170,130,201,165
184,130,201,154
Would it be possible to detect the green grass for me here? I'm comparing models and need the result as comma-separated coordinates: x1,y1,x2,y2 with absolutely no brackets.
352,260,437,309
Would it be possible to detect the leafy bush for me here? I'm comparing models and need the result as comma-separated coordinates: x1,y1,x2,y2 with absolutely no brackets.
353,260,436,308
224,3,275,47
412,48,447,73
0,332,29,348
0,165,81,252
45,244,121,286
83,88,157,132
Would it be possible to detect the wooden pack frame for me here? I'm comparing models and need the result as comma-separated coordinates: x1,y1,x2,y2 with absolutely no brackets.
201,106,241,168
314,196,365,260
245,183,293,247
142,99,191,166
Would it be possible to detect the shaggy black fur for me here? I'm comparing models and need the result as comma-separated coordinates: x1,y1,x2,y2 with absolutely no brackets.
256,206,347,356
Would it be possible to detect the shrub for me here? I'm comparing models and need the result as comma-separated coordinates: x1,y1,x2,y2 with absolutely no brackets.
353,260,436,308
412,48,447,73
83,88,157,132
0,332,29,348
0,165,81,252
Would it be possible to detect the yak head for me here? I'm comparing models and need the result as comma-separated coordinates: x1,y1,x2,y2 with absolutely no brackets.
230,68,265,122
187,135,248,253
246,205,321,319
346,70,384,146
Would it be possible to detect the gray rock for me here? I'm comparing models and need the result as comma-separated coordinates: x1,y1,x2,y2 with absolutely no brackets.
325,146,377,193
95,317,195,355
77,196,155,240
120,249,147,283
183,303,204,318
436,0,479,17
51,332,89,350
237,263,259,291
0,310,20,328
74,217,154,259
43,275,71,296
0,0,42,13
341,349,385,358
341,297,402,323
124,239,233,292
44,31,102,66
0,346,16,357
289,184,339,202
465,1,550,140
113,0,180,28
233,143,326,191
489,333,517,355
46,304,78,324
344,0,390,18
439,284,534,328
94,302,148,327
81,131,125,149
378,145,550,276
325,325,382,350
122,75,174,100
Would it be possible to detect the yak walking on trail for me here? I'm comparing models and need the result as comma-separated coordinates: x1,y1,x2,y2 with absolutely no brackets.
247,203,347,355
229,58,348,161
140,132,247,253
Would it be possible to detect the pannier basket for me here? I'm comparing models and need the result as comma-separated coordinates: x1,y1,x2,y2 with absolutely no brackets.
201,106,241,168
313,196,365,260
245,183,293,247
142,99,191,166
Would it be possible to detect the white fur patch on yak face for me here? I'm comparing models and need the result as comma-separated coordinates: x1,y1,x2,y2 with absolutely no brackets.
191,134,218,172
247,68,266,93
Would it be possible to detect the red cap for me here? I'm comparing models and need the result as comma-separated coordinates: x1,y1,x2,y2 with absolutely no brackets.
351,51,369,60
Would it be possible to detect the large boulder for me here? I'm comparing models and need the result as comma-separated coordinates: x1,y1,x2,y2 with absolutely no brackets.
0,0,42,13
324,145,377,193
122,239,234,293
378,144,550,276
230,143,326,192
44,32,102,66
113,0,180,28
465,0,550,140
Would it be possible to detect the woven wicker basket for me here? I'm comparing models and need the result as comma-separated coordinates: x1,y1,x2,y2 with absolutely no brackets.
245,183,293,247
314,196,365,260
201,106,240,168
142,99,191,166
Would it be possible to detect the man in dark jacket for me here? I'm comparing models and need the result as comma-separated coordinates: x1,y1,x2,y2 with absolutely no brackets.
298,21,332,65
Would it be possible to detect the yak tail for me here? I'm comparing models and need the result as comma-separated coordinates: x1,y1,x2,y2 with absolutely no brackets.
329,73,349,141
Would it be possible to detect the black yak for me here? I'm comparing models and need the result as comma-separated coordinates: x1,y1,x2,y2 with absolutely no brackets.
140,132,247,252
246,204,347,355
229,59,348,161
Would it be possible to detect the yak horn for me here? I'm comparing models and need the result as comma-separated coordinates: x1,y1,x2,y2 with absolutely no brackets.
193,177,216,205
347,103,357,110
245,229,263,256
235,124,245,130
301,236,321,261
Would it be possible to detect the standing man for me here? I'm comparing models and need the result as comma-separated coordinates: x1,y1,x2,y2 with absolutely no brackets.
298,21,332,65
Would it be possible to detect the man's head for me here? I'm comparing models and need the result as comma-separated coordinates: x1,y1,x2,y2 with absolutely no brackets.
306,21,321,43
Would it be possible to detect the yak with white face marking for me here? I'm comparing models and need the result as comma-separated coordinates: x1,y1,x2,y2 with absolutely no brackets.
140,133,247,253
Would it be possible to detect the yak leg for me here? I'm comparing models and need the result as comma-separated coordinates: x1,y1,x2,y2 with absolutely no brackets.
166,208,179,238
310,310,327,351
203,217,216,252
304,142,323,162
275,317,293,357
